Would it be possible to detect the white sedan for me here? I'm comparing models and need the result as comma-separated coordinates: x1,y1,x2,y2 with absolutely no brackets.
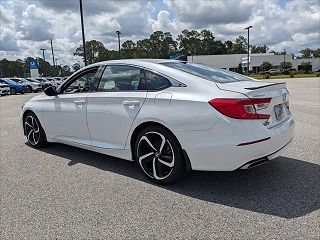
21,59,294,184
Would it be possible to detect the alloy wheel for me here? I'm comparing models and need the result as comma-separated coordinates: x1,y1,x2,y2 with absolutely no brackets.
25,115,40,145
137,131,175,180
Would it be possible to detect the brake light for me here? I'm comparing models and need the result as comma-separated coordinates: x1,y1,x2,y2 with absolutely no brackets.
209,98,271,119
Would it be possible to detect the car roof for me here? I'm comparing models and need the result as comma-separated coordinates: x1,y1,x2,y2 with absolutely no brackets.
84,59,183,69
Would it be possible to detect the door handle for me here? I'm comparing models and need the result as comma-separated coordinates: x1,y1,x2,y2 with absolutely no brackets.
123,100,140,106
74,100,86,105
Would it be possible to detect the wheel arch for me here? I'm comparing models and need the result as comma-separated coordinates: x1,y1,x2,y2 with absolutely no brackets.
129,121,192,171
22,109,44,136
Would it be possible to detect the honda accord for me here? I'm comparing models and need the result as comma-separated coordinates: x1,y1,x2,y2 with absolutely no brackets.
21,59,294,184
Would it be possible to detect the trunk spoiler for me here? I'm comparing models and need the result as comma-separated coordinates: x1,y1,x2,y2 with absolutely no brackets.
245,82,285,90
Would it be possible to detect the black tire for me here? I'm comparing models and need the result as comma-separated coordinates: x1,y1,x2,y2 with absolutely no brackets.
10,88,17,95
24,112,47,148
134,126,187,184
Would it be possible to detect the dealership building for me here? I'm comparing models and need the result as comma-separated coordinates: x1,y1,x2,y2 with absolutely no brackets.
187,53,320,73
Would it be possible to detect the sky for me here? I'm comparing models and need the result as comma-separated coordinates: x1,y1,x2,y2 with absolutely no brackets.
0,0,319,67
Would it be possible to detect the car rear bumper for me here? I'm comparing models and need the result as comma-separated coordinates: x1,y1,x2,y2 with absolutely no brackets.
175,115,295,171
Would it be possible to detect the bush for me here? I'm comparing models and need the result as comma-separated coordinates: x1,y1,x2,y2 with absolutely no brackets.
317,73,320,77
265,73,270,79
290,72,294,78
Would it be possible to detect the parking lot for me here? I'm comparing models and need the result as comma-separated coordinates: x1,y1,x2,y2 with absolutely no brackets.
0,78,319,239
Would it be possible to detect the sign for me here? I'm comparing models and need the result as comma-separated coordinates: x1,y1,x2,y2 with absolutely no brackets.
241,56,250,65
29,60,39,69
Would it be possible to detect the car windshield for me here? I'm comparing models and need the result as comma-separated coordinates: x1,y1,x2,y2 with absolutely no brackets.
2,79,15,84
162,62,253,83
10,78,24,83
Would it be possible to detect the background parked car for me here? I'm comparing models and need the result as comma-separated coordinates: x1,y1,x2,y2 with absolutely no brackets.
45,78,59,88
53,77,63,85
0,82,10,96
10,78,32,93
35,78,52,90
0,78,28,94
15,78,42,93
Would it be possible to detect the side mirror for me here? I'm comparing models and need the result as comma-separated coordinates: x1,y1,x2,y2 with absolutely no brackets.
44,86,58,96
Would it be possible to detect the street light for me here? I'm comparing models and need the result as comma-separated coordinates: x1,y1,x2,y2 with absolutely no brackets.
79,0,87,66
50,39,55,66
245,25,253,75
40,48,46,61
116,30,121,57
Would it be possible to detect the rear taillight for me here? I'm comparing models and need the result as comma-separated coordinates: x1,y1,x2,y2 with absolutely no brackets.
209,98,271,119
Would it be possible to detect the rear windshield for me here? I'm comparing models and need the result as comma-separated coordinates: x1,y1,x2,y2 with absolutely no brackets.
162,62,253,83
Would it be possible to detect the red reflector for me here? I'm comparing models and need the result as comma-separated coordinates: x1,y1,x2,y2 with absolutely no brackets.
209,98,271,120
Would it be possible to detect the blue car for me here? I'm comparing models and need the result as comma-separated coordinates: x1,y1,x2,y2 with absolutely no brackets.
0,78,28,94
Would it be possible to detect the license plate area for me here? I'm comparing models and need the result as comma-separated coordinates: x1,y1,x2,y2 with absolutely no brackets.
274,104,286,121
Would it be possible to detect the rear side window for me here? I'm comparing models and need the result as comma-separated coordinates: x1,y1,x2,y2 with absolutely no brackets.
163,62,253,83
98,65,145,91
145,71,171,90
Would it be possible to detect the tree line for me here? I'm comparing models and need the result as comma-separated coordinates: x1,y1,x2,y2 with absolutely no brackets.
74,30,269,65
0,29,319,77
0,57,72,78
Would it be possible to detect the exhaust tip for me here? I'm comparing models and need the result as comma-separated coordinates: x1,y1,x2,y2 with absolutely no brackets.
240,158,269,169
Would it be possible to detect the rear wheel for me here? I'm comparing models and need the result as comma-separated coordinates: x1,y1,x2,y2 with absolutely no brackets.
24,112,47,147
10,88,17,94
135,126,186,184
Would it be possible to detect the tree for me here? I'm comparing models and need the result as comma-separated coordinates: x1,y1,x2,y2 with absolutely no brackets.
37,58,55,77
300,48,313,58
251,45,268,53
74,40,108,64
121,40,136,59
61,65,72,76
300,61,312,73
177,29,202,55
200,29,216,54
148,31,177,58
313,48,320,58
232,35,247,54
224,40,233,54
260,61,273,71
72,63,81,72
136,39,152,58
280,62,292,72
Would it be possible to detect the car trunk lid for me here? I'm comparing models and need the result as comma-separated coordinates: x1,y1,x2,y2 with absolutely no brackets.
216,80,290,128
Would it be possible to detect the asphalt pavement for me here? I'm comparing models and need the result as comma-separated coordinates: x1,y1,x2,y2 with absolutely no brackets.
1,78,319,239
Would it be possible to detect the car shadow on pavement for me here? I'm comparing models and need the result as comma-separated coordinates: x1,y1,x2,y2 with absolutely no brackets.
31,142,320,219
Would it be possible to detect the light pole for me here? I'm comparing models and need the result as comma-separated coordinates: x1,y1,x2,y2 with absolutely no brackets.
245,25,253,75
79,0,87,66
283,48,286,63
40,48,46,61
50,39,55,66
116,30,121,57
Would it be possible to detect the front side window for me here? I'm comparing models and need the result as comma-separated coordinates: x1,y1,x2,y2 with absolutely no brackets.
63,70,97,94
98,65,144,91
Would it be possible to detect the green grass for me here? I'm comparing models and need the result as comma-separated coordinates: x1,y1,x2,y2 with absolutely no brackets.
250,73,319,79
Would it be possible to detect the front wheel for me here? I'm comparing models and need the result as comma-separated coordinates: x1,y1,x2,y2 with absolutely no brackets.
24,112,47,147
135,126,187,184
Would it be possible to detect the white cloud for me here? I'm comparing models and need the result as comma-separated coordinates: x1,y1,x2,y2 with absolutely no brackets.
0,0,319,67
